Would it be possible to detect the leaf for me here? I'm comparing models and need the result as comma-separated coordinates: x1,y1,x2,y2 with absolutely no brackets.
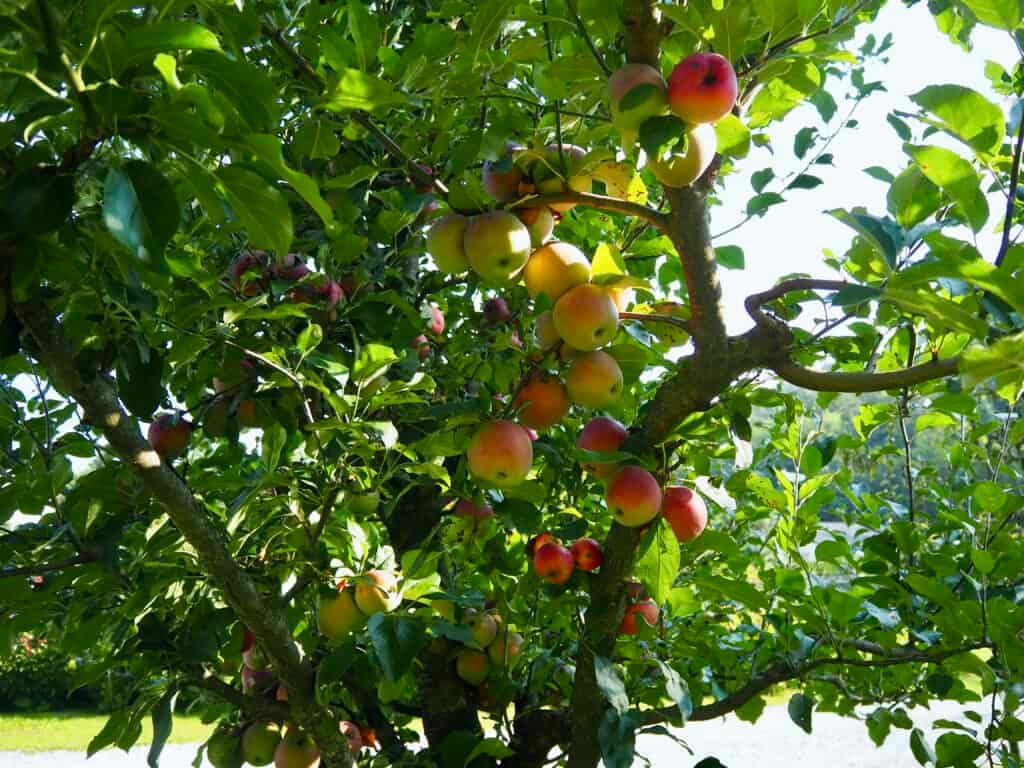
2,170,75,235
911,85,1005,154
887,165,942,229
121,22,220,70
694,760,728,768
261,423,288,473
466,0,516,67
962,332,1024,384
464,738,516,766
237,134,335,226
884,287,989,337
103,162,179,266
828,209,903,266
935,732,984,766
695,575,769,612
889,253,1024,315
594,655,629,714
970,548,996,574
116,341,165,419
656,660,692,724
591,242,625,276
830,284,882,307
794,126,817,159
353,343,398,383
215,166,293,257
906,145,989,232
746,192,785,217
321,68,408,113
347,0,381,71
639,114,687,160
368,614,428,682
147,688,177,768
292,120,342,160
88,711,126,757
597,709,638,768
864,166,895,182
186,51,278,131
960,0,1022,30
911,728,937,766
316,644,357,695
788,693,813,734
714,114,750,158
635,518,679,604
297,323,324,357
788,174,823,190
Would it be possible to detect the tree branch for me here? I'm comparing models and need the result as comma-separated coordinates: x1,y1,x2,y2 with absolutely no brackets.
516,192,668,232
744,278,852,326
771,357,959,393
567,0,611,76
188,676,290,722
996,110,1024,268
0,551,98,579
619,311,693,334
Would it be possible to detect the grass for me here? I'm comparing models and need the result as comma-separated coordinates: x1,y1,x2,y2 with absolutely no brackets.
0,710,215,753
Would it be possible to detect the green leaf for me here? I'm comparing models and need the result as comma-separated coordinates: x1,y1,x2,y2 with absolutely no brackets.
884,287,989,337
354,343,398,383
215,166,293,257
935,732,984,766
121,22,221,70
714,114,750,158
236,134,335,227
261,423,287,473
788,693,813,734
297,323,324,357
146,688,176,768
889,253,1024,315
464,738,516,766
316,644,357,696
911,728,937,766
715,245,745,270
2,170,75,235
635,518,679,605
970,548,996,574
103,161,179,266
639,114,687,161
960,0,1022,30
321,69,408,113
748,61,822,127
911,85,1005,154
88,711,127,757
368,614,428,682
972,480,1006,512
794,126,817,159
906,145,989,232
695,575,770,611
116,341,165,419
347,0,381,71
962,331,1024,384
656,660,692,724
828,208,903,265
466,0,516,67
292,120,342,160
598,709,638,768
747,192,785,217
887,165,942,229
186,51,278,131
788,174,823,190
593,656,629,714
591,242,625,276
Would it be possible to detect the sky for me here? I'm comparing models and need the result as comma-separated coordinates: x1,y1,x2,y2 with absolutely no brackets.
712,0,1020,333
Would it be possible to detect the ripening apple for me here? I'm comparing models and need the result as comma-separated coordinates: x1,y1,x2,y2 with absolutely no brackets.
570,538,603,571
605,285,635,312
552,283,619,351
148,413,191,459
270,252,310,282
608,63,669,132
236,398,259,429
488,629,524,666
526,532,558,559
339,720,363,753
515,206,555,247
241,722,281,767
533,541,575,584
667,52,738,124
319,583,366,640
411,334,430,361
428,304,445,336
206,727,243,768
427,214,470,274
455,648,491,685
464,211,532,285
624,580,646,601
229,252,266,296
661,485,709,542
619,599,660,635
483,147,526,202
273,728,319,768
531,144,590,212
466,420,534,487
483,297,511,325
512,374,571,430
648,122,718,188
534,310,561,349
576,416,628,477
463,608,498,648
354,570,401,616
565,351,624,409
523,241,591,302
606,466,663,527
454,498,495,520
276,683,288,702
204,399,231,438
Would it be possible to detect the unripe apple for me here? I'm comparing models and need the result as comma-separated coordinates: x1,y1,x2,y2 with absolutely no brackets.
455,648,491,685
512,374,571,431
428,304,445,336
648,122,717,188
241,722,281,767
207,727,243,768
619,598,659,635
526,532,558,559
523,241,591,303
570,538,603,571
427,214,470,274
483,148,525,203
483,297,511,325
339,720,363,752
463,608,498,648
565,351,624,409
534,310,561,349
273,728,319,768
608,63,669,132
455,498,495,520
319,584,367,640
533,541,575,584
661,485,708,542
552,283,619,350
533,144,590,212
488,630,524,666
606,466,662,527
667,52,738,124
148,412,191,459
576,416,628,477
354,570,401,616
464,211,532,285
515,206,555,247
467,420,534,488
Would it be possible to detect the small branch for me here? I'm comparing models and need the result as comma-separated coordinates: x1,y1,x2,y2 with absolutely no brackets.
566,0,611,76
189,676,290,722
0,552,98,579
513,191,668,231
772,356,959,393
996,111,1024,267
619,311,692,333
745,278,852,325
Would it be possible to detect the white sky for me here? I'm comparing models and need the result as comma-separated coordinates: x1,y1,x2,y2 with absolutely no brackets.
714,1,1020,333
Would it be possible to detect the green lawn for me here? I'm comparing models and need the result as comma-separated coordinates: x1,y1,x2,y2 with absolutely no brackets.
0,711,214,753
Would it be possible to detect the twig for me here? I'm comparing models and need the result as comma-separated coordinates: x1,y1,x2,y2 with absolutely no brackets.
513,190,668,231
744,278,851,325
566,0,611,76
619,311,692,333
996,111,1024,267
0,552,98,579
772,357,959,393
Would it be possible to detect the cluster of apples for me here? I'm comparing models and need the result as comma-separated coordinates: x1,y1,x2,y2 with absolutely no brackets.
317,570,402,641
620,580,660,636
228,250,348,311
608,52,738,187
529,532,604,584
447,606,525,688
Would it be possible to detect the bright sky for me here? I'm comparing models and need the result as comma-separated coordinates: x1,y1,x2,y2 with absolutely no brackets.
714,1,1020,334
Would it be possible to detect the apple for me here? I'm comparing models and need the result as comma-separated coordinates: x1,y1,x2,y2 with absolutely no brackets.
466,420,534,487
552,284,619,350
207,727,243,768
354,570,401,616
273,728,319,768
229,252,265,296
241,665,275,695
648,122,717,188
431,598,456,621
270,253,310,282
667,52,738,124
570,538,603,571
456,648,491,685
360,726,378,750
319,279,344,308
483,297,511,325
624,580,646,601
605,285,635,312
661,485,709,542
455,498,495,520
464,211,532,285
526,532,558,559
483,147,525,202
512,374,571,430
576,416,628,477
147,413,191,459
349,490,381,514
620,599,659,635
241,722,281,767
339,720,363,752
488,629,524,666
463,608,498,648
534,310,561,349
523,241,591,302
532,144,590,212
606,466,662,527
608,63,669,132
533,541,575,584
243,643,269,671
236,398,259,429
319,584,367,640
427,214,470,274
428,304,445,336
515,206,555,247
411,334,430,361
565,351,624,409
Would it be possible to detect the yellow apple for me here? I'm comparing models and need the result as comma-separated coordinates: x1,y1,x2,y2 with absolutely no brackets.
354,570,401,616
648,123,718,188
565,351,624,408
523,241,591,302
319,585,367,640
426,213,469,274
552,283,619,351
464,211,532,284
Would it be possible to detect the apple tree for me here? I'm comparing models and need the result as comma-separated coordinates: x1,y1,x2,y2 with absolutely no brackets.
1,0,1024,766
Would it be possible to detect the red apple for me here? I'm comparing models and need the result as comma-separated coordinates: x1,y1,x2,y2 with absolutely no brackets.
466,420,534,488
526,532,558,559
229,252,266,296
455,648,491,685
455,498,495,520
667,52,738,125
512,373,571,431
483,297,511,325
339,720,363,752
270,253,310,282
147,413,191,459
428,304,445,336
570,538,603,571
605,466,662,527
624,580,646,601
608,63,669,132
619,599,659,635
576,416,628,477
533,542,575,584
411,334,430,361
483,146,526,203
661,485,708,542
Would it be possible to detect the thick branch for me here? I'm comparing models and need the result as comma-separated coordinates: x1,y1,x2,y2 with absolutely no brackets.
772,357,959,393
622,0,662,68
0,552,97,578
515,192,668,231
744,278,852,326
502,709,571,768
